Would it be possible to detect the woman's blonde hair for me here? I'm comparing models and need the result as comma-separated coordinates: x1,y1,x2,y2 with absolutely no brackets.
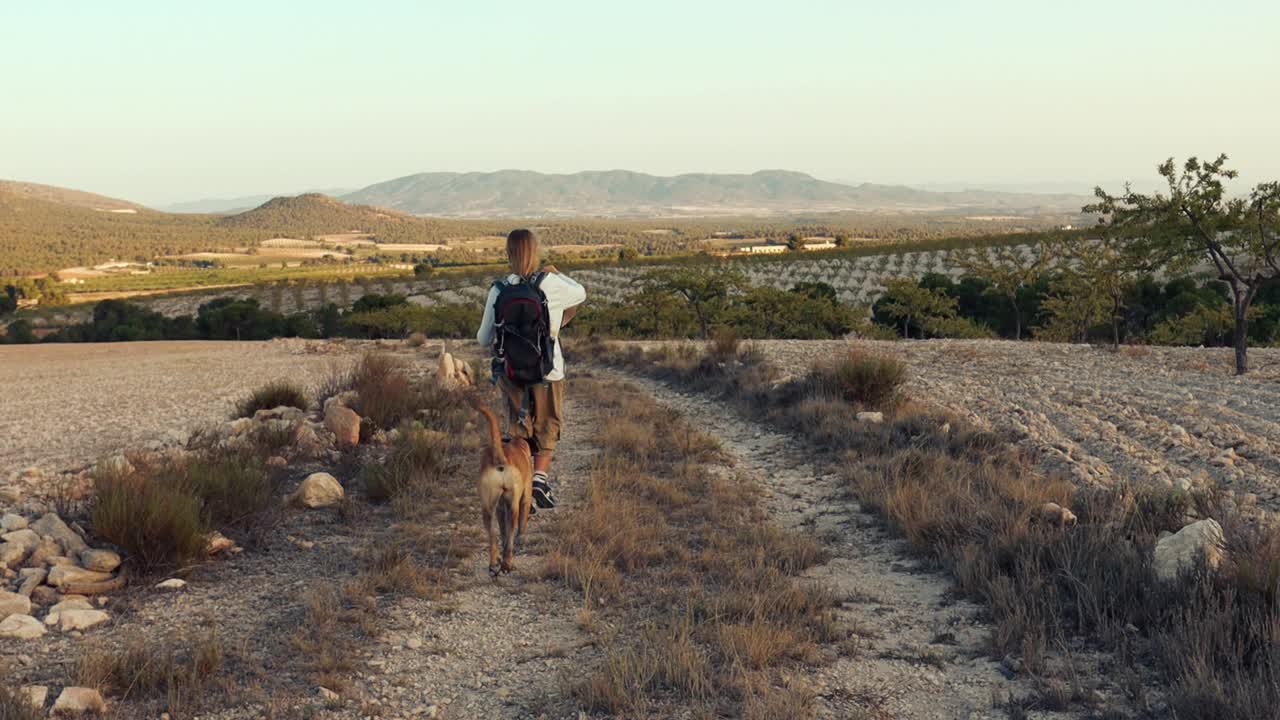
506,228,539,277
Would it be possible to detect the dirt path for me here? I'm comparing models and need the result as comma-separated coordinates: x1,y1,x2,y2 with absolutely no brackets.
342,394,601,720
605,370,1069,720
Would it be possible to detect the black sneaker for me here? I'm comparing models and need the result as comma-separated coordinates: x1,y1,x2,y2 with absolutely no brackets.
532,476,556,509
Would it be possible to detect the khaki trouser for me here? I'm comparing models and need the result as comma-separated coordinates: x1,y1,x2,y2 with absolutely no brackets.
500,378,564,456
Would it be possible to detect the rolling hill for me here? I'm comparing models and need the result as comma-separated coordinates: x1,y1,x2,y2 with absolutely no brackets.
0,180,148,212
341,169,1091,217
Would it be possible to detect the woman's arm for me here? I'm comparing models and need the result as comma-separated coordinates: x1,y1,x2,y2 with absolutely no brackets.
476,286,498,346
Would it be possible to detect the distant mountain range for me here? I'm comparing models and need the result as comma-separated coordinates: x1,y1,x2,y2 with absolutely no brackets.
338,169,1091,217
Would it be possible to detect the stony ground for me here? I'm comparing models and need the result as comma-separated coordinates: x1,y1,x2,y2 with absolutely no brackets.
0,339,422,477
746,339,1280,511
7,337,1261,717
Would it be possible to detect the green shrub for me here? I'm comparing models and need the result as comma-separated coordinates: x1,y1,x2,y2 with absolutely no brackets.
185,452,274,527
235,380,308,419
364,426,443,503
91,463,209,571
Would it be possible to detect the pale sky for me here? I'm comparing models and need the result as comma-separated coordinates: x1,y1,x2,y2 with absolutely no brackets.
3,0,1277,206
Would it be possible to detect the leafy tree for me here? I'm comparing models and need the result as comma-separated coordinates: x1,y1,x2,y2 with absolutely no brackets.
3,319,35,343
790,281,838,304
877,277,958,339
618,246,640,263
642,266,745,338
786,233,802,251
1088,155,1280,374
955,242,1057,339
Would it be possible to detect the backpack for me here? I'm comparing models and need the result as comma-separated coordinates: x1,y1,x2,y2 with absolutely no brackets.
490,272,555,386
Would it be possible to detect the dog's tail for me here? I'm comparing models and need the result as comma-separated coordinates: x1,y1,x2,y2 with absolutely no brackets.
473,401,506,468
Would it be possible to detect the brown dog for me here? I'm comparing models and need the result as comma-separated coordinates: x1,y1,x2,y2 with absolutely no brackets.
474,401,534,576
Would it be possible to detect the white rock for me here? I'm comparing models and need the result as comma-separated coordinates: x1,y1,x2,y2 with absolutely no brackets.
318,686,340,701
47,565,113,589
20,685,48,709
78,549,122,573
49,597,95,614
206,531,235,555
0,513,27,531
324,404,361,448
0,613,45,639
17,567,46,596
51,687,106,715
1154,519,1224,582
156,578,187,591
58,609,109,632
0,590,32,618
29,514,87,555
856,411,885,423
290,472,345,509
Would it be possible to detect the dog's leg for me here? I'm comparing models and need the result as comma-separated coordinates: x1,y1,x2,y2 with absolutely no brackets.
516,486,532,548
500,495,517,573
482,504,499,576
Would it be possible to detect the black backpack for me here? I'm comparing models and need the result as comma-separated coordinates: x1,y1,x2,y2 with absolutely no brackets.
490,272,555,386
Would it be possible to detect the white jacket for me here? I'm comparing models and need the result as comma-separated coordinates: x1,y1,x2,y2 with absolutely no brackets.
476,272,586,382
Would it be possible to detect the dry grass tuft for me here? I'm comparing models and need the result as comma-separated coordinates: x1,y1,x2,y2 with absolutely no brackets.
235,379,309,419
813,348,906,410
76,630,223,711
350,352,417,430
0,682,41,720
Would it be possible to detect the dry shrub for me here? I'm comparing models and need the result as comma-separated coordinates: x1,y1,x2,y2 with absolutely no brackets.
313,358,355,410
357,544,441,599
235,380,308,419
289,583,375,692
362,426,444,503
350,352,416,430
813,349,906,410
0,683,40,720
708,328,741,359
90,449,276,572
405,332,428,347
577,620,713,714
91,462,208,572
185,451,274,528
76,630,222,710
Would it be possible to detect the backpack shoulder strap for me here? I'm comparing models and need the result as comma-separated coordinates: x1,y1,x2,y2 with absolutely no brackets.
530,271,548,290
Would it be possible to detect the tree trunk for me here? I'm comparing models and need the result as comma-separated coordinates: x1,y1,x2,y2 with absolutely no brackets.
1009,292,1022,340
1234,305,1249,375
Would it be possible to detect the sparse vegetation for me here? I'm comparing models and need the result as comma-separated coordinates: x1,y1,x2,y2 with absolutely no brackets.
235,379,309,419
814,349,906,410
76,630,223,711
591,339,1280,718
89,448,277,571
542,377,836,717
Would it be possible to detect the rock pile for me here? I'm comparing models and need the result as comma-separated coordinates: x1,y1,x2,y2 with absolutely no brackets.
1,512,124,639
437,348,476,388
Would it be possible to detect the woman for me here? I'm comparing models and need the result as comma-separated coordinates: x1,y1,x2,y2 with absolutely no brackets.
476,228,586,509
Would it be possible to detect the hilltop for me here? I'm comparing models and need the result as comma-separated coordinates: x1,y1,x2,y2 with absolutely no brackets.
0,180,147,212
341,169,1091,217
218,193,434,237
